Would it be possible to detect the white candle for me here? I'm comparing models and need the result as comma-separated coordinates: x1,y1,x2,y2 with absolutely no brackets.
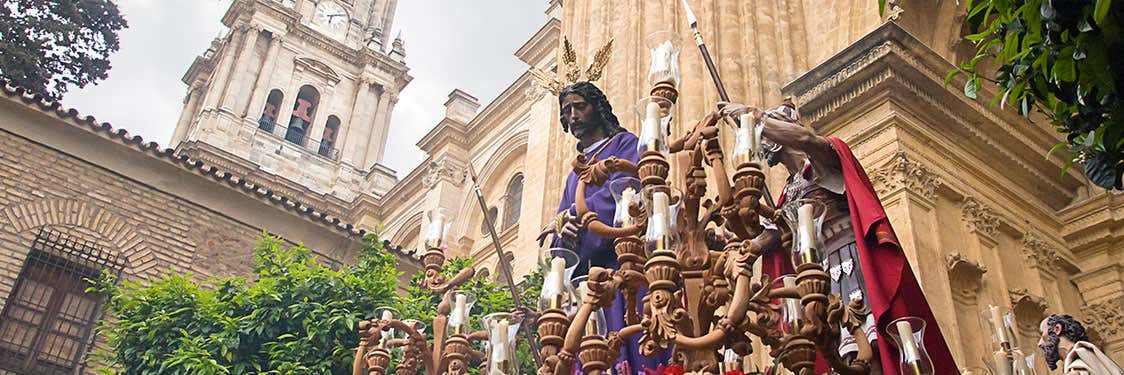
650,191,671,250
895,320,921,362
549,257,566,308
797,203,817,263
618,187,636,226
495,319,510,357
733,114,754,164
641,102,662,152
989,305,1010,345
743,113,759,155
451,294,467,332
782,276,802,332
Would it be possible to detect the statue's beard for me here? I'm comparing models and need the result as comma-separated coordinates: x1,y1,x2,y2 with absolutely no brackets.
763,149,783,167
570,120,602,139
1040,334,1062,371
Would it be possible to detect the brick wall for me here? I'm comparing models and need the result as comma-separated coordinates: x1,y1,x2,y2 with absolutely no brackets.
0,128,298,303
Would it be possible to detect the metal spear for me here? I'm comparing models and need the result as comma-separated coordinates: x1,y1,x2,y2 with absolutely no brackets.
681,0,777,210
466,164,542,365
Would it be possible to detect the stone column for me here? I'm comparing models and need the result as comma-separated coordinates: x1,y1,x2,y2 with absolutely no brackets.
367,90,396,166
242,33,284,118
221,25,262,111
340,78,373,166
170,83,205,147
361,89,394,169
201,26,247,110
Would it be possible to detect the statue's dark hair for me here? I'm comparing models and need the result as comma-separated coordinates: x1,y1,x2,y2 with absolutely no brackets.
1046,314,1089,343
558,81,623,135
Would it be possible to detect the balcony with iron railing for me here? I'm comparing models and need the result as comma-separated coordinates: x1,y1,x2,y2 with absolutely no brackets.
257,116,340,161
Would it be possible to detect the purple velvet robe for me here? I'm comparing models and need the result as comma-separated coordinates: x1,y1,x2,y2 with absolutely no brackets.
552,131,670,374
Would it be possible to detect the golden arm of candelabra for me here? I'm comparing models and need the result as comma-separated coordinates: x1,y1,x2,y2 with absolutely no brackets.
568,155,644,240
421,262,476,294
551,267,620,375
813,298,875,375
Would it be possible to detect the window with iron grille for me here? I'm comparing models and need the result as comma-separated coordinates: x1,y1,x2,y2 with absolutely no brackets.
0,228,125,375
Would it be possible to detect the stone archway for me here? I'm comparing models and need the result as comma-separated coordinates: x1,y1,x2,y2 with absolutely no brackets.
0,199,152,276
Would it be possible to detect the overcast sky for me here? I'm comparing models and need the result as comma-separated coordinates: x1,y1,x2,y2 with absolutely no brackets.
61,0,546,176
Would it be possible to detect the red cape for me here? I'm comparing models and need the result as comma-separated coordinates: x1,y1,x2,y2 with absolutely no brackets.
763,137,957,375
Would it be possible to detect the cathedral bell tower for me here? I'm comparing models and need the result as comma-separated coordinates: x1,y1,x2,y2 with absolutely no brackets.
169,0,410,209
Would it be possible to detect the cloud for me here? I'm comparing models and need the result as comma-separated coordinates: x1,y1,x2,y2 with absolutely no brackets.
60,0,545,180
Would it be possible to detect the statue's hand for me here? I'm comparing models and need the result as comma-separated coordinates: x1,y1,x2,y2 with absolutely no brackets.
717,101,753,119
536,222,556,247
512,305,539,323
536,212,581,248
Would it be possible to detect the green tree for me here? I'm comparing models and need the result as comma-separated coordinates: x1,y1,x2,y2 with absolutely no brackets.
89,233,400,374
0,0,128,100
882,0,1123,188
90,232,546,375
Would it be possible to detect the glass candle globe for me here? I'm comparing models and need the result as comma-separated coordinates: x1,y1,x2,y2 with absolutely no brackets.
446,290,476,335
538,248,579,312
609,177,643,227
635,96,675,156
886,316,935,375
780,199,826,268
483,312,523,375
641,185,681,256
570,275,609,337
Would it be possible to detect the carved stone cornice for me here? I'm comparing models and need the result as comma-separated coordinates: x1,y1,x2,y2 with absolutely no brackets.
1083,296,1124,339
869,150,941,201
1021,234,1062,275
962,197,1000,239
947,252,987,304
422,159,466,189
781,22,1081,210
1008,288,1049,333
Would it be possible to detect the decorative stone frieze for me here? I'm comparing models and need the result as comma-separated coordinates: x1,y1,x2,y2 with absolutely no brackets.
1083,296,1124,339
870,150,941,201
961,197,1000,238
422,159,466,189
1020,234,1062,275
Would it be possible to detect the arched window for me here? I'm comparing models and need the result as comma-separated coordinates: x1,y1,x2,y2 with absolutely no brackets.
286,85,320,145
480,206,498,236
318,115,340,158
258,89,283,132
502,174,523,229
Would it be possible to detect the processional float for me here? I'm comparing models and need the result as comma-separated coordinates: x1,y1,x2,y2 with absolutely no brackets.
353,10,941,375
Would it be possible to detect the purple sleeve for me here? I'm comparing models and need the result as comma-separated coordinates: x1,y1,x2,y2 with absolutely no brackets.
577,134,639,259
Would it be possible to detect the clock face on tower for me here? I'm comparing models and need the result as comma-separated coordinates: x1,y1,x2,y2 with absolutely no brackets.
313,1,348,39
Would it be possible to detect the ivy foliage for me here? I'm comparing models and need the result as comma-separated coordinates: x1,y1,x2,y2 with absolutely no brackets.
90,233,545,375
882,0,1123,189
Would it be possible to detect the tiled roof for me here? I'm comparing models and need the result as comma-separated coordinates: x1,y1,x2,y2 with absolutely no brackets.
1,83,376,240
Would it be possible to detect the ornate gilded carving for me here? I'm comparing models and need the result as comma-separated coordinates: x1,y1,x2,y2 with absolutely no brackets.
422,159,466,189
869,150,942,200
946,252,987,304
1020,234,1061,274
1083,296,1124,339
961,197,1000,238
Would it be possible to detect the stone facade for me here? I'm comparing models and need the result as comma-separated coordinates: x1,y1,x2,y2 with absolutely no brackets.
371,0,1124,370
